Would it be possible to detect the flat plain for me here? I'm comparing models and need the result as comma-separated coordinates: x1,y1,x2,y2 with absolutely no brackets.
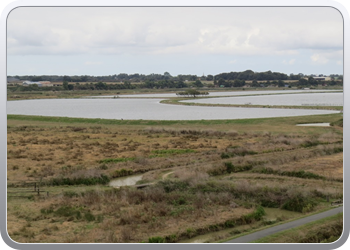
7,111,343,243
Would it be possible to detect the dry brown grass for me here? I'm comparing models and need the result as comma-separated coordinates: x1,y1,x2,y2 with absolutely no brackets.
7,117,343,243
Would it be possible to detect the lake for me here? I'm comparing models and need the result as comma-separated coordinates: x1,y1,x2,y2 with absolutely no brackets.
181,92,343,106
90,89,341,98
7,97,339,120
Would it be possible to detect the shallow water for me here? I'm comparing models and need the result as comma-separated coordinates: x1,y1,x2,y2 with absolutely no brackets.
296,123,330,127
91,89,341,98
109,174,143,187
181,93,343,106
7,98,339,120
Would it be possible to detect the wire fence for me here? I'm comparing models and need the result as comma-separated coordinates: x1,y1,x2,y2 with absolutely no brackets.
7,182,49,198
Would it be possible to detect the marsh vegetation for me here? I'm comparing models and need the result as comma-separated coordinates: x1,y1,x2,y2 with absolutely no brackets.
7,113,343,243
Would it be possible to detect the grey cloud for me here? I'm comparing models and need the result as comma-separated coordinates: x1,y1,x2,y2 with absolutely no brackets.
7,7,343,57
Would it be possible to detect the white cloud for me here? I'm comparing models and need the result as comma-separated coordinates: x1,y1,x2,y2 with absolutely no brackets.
283,59,296,65
7,7,343,57
311,54,329,64
85,61,102,65
310,50,342,64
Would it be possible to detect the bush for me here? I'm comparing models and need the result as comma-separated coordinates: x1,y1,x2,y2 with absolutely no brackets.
282,196,317,213
110,169,133,178
50,174,110,186
148,236,166,243
159,180,190,193
63,191,79,198
84,212,95,222
54,206,80,218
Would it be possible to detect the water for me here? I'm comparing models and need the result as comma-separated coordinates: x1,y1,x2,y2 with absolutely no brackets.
109,174,143,187
296,123,330,127
7,98,339,120
90,89,341,98
181,93,343,106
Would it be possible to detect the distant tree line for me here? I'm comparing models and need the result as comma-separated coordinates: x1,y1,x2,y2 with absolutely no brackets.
8,72,200,83
8,70,343,83
7,70,343,92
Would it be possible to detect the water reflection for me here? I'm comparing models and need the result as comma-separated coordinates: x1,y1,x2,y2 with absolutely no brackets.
109,174,143,187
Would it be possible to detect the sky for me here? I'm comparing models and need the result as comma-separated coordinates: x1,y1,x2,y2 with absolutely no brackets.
7,7,344,76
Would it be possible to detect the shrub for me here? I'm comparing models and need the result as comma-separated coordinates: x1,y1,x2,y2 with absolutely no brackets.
159,180,190,193
110,169,133,178
50,174,110,186
99,157,135,164
148,236,166,243
54,206,80,218
282,196,317,213
84,212,95,222
224,162,235,173
63,191,79,198
165,234,177,243
40,208,53,214
242,205,266,224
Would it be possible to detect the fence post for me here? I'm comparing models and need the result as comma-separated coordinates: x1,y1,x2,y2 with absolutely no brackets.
34,182,36,191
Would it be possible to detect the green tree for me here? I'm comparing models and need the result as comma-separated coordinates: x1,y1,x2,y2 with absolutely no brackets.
206,75,214,81
278,80,285,87
176,89,209,98
193,80,203,87
63,81,69,90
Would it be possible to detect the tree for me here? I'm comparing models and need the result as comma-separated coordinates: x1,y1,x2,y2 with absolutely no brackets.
308,77,317,86
63,75,71,82
206,75,214,81
164,72,172,79
218,78,225,86
176,89,209,98
298,78,308,86
63,81,69,90
193,80,203,87
251,79,259,87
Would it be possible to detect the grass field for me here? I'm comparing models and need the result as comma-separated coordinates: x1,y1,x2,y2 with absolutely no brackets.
7,113,343,243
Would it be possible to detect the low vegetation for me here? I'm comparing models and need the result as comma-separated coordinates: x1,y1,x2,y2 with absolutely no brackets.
252,213,343,243
7,113,343,243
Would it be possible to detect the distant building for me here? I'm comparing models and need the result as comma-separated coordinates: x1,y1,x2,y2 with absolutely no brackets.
22,81,52,87
22,81,42,87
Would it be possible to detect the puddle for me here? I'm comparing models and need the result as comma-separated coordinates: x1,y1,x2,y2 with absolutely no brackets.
296,123,330,127
109,174,143,187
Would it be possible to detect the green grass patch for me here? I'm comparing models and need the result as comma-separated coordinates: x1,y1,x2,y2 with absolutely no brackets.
253,168,326,180
49,174,110,186
7,113,342,128
98,157,135,164
110,168,134,178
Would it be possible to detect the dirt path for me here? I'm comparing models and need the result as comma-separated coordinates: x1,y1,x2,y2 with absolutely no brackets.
162,171,174,180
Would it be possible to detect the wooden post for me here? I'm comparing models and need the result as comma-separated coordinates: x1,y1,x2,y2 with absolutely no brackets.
47,192,49,197
37,186,40,196
34,182,36,191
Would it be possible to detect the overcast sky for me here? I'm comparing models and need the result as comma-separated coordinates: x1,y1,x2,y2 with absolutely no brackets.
7,7,343,76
